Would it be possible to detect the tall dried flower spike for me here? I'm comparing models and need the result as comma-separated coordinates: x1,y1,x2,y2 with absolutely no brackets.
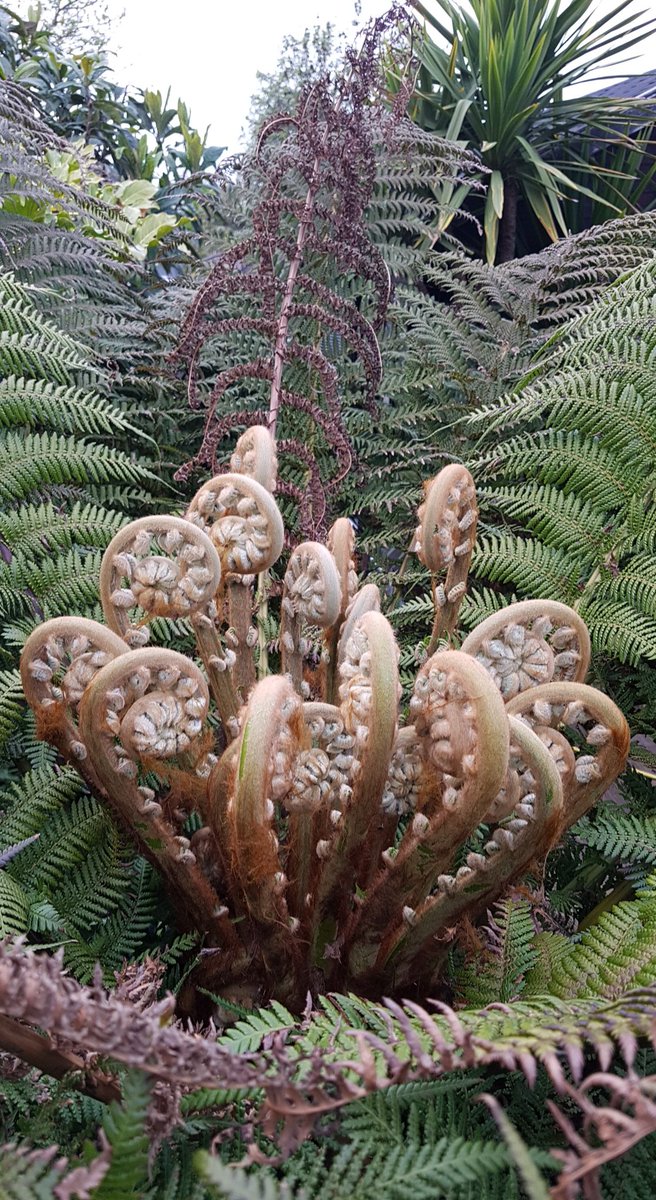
461,599,592,699
20,616,130,789
414,464,478,651
170,7,447,535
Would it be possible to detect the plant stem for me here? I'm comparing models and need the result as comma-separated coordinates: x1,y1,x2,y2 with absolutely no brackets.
0,1013,120,1104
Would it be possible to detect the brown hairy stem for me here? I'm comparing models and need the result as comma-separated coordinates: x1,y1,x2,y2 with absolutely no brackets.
190,609,241,731
0,1013,120,1105
311,611,399,962
227,578,256,699
225,676,306,1005
380,717,564,995
346,651,509,981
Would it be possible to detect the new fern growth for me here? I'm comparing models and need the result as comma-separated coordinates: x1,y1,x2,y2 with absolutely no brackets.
17,429,630,1009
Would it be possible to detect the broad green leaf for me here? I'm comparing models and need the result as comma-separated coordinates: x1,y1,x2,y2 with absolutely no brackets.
490,169,504,218
484,186,500,263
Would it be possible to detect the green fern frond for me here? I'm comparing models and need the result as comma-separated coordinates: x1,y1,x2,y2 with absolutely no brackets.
576,811,656,867
0,433,153,503
0,766,84,847
472,535,580,600
0,872,30,937
0,1142,69,1199
0,669,23,750
93,1071,151,1200
0,501,126,558
0,376,136,437
530,890,656,1000
576,598,656,665
479,484,609,556
456,899,538,1007
0,549,102,620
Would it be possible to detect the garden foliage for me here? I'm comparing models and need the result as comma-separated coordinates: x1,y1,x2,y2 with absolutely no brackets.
1,4,656,1197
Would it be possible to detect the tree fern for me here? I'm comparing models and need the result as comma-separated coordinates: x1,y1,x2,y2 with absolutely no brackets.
347,215,656,678
464,261,656,679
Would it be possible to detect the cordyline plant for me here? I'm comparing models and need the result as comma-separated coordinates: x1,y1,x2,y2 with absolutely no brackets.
18,428,630,1012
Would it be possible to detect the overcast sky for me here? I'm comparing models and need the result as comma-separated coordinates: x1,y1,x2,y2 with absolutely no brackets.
105,0,389,151
10,1,650,152
101,0,656,152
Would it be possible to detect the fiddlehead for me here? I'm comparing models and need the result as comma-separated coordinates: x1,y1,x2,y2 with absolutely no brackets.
312,610,400,957
505,681,630,832
280,540,342,693
187,471,284,706
218,675,306,1004
380,715,563,995
336,582,381,665
229,424,278,492
99,515,221,643
20,616,129,792
324,517,358,702
461,599,591,698
99,513,240,728
414,464,478,651
228,427,278,694
77,647,238,947
347,649,509,980
186,472,284,575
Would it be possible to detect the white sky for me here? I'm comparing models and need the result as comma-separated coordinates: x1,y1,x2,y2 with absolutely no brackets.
15,0,656,151
106,0,390,151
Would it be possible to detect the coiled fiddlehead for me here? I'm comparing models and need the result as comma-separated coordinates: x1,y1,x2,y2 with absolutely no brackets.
378,716,564,995
346,649,509,982
280,541,342,692
99,515,221,643
187,471,285,710
506,681,630,832
20,616,130,795
99,512,240,729
217,675,306,1006
461,599,591,698
414,464,478,651
77,647,238,949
